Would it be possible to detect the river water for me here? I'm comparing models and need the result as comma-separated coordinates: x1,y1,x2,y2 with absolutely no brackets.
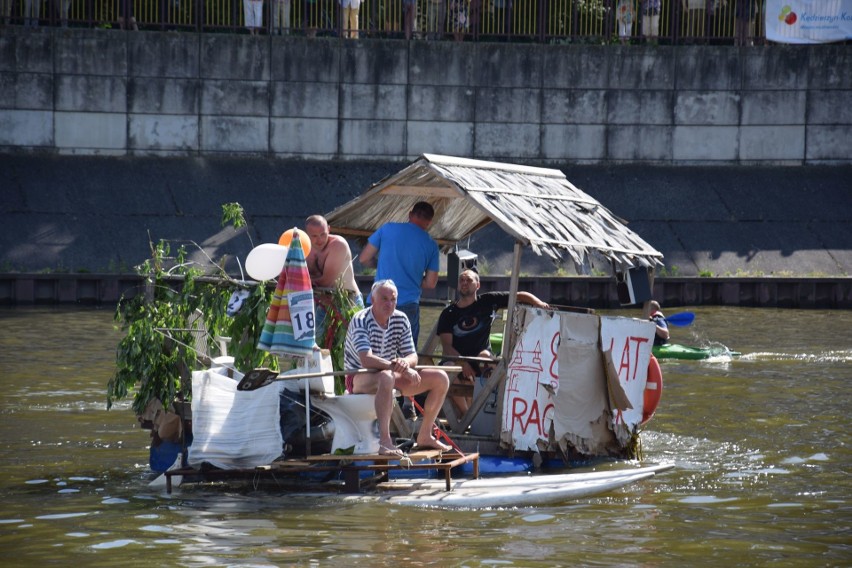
0,306,850,567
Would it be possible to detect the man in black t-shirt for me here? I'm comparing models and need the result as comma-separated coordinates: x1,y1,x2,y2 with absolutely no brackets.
437,269,549,413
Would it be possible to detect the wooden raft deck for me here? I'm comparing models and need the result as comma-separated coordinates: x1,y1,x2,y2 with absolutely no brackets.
164,450,479,494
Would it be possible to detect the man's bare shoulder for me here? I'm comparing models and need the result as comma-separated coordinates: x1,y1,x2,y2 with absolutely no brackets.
327,234,352,253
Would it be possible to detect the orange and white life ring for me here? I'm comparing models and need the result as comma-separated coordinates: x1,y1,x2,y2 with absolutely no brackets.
641,354,663,426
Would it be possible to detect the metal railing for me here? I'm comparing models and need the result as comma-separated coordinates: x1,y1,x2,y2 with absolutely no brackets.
1,0,771,45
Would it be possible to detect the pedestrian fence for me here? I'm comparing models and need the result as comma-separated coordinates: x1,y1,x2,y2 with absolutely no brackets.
2,0,769,45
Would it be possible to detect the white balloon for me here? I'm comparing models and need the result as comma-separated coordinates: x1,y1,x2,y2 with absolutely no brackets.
245,243,288,281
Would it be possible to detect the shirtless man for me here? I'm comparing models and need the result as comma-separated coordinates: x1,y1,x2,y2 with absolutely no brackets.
304,215,364,332
305,215,360,295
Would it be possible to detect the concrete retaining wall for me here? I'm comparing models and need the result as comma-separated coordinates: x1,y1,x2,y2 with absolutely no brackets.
1,154,850,279
2,273,850,309
1,28,850,164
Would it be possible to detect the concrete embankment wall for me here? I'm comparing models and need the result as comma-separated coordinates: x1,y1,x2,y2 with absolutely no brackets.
1,30,850,307
1,153,850,308
1,28,850,164
2,273,850,309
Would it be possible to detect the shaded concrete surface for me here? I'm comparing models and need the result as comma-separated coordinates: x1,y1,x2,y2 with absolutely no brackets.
1,155,850,280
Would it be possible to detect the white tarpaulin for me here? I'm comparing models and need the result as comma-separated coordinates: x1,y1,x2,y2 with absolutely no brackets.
500,309,561,451
188,363,284,469
501,309,657,456
551,312,615,456
765,0,852,44
599,315,657,445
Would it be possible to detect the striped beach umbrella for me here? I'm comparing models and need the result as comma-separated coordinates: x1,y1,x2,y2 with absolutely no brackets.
257,229,316,357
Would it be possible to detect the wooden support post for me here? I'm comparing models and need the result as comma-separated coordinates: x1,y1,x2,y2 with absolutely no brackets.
502,241,523,361
642,267,656,319
390,400,411,438
420,317,442,357
492,241,522,439
455,361,506,433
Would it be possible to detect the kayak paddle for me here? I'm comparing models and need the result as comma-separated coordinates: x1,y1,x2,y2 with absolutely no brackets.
664,312,695,326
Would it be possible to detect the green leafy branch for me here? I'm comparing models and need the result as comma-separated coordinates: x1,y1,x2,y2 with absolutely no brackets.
315,285,361,394
107,204,275,415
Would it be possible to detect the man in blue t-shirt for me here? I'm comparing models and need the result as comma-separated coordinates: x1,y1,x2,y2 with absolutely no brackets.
359,201,440,349
438,269,549,413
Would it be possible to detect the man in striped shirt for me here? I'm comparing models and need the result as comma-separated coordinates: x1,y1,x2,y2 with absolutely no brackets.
344,279,450,456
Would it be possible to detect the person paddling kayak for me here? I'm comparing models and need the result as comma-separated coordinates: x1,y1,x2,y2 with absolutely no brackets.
649,300,670,346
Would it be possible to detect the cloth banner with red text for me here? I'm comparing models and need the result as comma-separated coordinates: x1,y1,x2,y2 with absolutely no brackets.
502,310,656,455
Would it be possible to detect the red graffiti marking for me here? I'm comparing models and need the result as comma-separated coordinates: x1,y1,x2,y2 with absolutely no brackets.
506,370,521,394
510,396,555,438
509,338,525,369
510,397,529,433
630,336,649,380
609,335,650,382
549,331,560,382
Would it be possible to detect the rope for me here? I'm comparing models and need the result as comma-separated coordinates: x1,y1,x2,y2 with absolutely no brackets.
408,396,464,456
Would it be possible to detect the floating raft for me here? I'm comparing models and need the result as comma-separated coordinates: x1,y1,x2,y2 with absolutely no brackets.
375,463,675,508
164,450,478,494
162,454,674,508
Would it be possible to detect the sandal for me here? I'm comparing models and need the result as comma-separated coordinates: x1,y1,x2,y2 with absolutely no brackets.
379,444,406,458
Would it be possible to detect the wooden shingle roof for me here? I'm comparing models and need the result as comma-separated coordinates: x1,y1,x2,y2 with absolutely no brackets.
325,154,664,270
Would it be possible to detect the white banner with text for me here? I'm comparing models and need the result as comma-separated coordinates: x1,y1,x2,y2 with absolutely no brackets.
765,0,852,44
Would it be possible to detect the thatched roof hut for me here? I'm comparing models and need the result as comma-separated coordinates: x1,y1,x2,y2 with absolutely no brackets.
325,155,668,457
325,154,664,272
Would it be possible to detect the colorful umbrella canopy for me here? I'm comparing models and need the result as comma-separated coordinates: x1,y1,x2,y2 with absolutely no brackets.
257,229,316,357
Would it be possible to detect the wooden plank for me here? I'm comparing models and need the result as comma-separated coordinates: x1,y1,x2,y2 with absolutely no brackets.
165,452,480,494
327,225,457,247
304,449,444,462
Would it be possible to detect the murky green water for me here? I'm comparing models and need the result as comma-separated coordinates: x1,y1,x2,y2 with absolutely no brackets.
1,306,850,567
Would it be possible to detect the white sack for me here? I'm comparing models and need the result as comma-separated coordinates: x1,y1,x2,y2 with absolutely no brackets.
188,365,284,469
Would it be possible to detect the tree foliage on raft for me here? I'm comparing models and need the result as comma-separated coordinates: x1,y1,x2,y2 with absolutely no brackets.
106,203,361,415
107,204,275,415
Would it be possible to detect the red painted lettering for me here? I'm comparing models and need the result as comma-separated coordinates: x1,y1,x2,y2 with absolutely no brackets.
630,336,649,381
511,397,529,433
619,337,632,379
615,335,651,382
549,332,560,381
524,398,542,436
